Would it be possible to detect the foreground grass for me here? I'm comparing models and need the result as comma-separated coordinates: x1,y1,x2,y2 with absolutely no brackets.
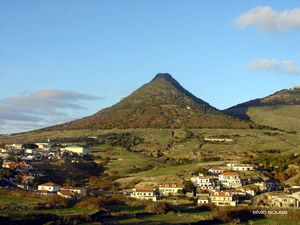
2,207,96,217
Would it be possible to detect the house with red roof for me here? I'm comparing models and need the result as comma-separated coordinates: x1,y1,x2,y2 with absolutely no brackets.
37,182,60,195
159,184,183,196
210,191,237,206
219,172,242,188
130,188,159,201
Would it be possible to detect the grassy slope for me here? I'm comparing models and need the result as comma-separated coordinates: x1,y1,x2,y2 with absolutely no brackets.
246,105,300,132
92,145,163,176
0,195,42,206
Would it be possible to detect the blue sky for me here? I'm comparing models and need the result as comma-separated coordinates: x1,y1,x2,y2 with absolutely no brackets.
1,1,300,133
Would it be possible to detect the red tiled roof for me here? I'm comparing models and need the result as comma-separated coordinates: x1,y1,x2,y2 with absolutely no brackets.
4,162,17,168
220,172,238,176
133,188,156,193
36,190,51,193
18,162,30,168
58,190,76,196
39,182,60,187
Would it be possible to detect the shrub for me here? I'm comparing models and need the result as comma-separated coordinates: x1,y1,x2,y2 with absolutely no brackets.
145,201,170,214
75,197,105,210
215,207,263,223
196,203,216,211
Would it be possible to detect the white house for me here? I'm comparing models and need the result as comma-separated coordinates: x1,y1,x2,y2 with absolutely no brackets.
61,146,91,154
191,175,215,191
271,194,299,208
130,188,158,201
231,164,255,171
208,167,225,175
204,138,233,143
37,182,60,195
219,172,242,188
198,196,210,205
159,184,183,196
211,191,237,206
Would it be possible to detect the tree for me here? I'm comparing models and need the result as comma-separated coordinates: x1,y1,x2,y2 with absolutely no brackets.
145,201,170,214
64,178,76,187
183,180,196,196
22,143,39,149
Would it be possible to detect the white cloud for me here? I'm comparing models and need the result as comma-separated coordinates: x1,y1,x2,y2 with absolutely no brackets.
235,6,300,32
0,89,101,134
246,59,300,74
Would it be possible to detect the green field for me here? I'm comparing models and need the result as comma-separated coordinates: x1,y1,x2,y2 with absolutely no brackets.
0,195,43,208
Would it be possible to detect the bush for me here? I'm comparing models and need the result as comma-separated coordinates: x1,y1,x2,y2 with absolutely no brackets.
45,196,70,209
145,201,170,214
75,197,105,210
215,207,263,223
196,203,216,211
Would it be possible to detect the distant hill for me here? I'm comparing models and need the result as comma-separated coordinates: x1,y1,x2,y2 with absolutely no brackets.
45,73,250,130
225,88,300,132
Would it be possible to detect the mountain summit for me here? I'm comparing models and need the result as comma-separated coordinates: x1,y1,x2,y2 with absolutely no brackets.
225,88,300,131
47,73,249,130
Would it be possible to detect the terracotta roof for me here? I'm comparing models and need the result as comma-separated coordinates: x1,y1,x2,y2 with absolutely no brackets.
20,175,33,181
235,164,255,167
58,190,76,196
4,162,17,168
209,167,224,170
18,162,30,168
36,190,51,193
133,188,156,193
211,192,233,197
39,182,60,187
220,172,239,176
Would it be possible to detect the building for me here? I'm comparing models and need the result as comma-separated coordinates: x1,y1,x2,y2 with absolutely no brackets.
211,191,237,206
130,188,158,201
198,196,210,205
16,162,33,171
37,182,60,195
61,146,91,154
231,164,255,171
2,161,32,171
5,144,22,149
284,186,300,194
208,167,225,175
159,184,183,196
191,175,215,191
237,186,256,196
57,190,77,199
271,194,299,208
60,187,87,195
35,143,48,150
291,86,300,91
204,138,233,143
219,172,242,188
19,175,34,184
2,162,17,169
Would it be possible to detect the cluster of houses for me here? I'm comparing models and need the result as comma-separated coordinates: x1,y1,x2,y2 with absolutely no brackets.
36,182,87,199
128,162,300,208
1,160,46,190
0,142,92,193
0,143,91,162
1,142,299,209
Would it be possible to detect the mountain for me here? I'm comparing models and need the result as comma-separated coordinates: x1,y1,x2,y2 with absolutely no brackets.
225,88,300,132
45,73,250,130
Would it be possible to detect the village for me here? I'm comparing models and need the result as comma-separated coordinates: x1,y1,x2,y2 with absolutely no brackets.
1,142,300,211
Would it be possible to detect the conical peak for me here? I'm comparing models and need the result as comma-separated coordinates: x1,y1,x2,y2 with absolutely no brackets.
152,73,175,82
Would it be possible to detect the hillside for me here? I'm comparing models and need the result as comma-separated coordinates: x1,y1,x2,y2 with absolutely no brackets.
225,89,300,132
44,73,250,130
